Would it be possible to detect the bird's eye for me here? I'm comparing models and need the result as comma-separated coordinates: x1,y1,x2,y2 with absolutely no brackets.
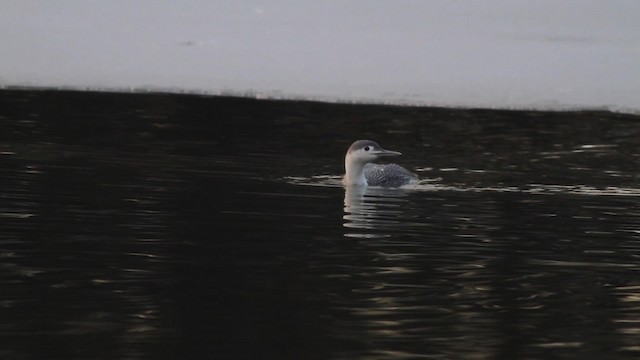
364,146,370,151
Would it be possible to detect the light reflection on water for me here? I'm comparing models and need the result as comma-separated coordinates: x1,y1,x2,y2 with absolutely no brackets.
335,181,640,358
2,89,640,359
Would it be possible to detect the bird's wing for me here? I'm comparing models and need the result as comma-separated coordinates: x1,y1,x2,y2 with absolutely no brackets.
364,163,418,187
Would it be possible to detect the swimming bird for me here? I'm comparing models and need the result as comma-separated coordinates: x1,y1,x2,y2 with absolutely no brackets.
343,140,418,187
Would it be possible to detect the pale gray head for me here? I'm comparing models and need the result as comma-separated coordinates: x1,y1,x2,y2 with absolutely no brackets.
346,140,401,164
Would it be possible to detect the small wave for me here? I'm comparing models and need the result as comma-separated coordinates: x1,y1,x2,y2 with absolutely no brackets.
286,175,640,197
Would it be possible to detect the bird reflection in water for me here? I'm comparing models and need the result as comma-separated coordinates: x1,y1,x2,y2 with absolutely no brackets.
343,185,412,239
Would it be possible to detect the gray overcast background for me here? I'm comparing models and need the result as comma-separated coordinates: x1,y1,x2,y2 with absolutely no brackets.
1,1,638,112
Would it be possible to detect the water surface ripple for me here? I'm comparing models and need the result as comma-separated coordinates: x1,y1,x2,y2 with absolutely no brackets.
2,89,640,359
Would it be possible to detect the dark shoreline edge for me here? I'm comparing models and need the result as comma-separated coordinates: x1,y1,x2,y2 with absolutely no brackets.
2,85,638,117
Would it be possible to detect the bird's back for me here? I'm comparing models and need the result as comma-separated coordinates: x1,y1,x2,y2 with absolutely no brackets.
364,163,418,187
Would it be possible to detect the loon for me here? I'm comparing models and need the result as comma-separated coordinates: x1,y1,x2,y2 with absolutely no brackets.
343,140,418,187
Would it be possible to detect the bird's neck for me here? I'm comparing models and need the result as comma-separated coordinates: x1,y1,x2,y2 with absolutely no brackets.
344,155,368,186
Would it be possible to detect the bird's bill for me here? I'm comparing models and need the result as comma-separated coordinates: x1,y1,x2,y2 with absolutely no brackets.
375,149,402,157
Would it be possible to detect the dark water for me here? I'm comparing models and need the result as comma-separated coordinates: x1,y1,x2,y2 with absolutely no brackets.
2,89,640,359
